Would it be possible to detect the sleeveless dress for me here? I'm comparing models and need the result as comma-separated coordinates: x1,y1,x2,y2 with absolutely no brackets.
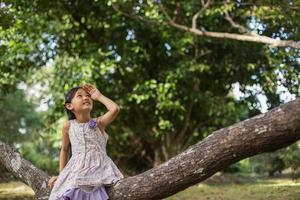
49,118,124,200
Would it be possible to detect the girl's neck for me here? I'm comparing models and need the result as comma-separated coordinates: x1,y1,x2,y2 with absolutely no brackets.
74,113,91,123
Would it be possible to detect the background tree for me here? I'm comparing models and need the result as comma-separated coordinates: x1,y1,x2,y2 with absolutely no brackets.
0,0,299,188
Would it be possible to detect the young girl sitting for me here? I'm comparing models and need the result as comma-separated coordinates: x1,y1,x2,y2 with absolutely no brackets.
48,83,124,200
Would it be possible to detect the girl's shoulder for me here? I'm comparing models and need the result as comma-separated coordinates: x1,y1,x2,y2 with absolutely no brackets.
95,117,106,133
62,120,71,133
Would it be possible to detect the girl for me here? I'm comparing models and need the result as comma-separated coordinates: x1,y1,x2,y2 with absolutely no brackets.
48,83,124,200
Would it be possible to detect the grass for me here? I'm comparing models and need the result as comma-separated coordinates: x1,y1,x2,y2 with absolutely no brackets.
165,182,300,200
0,173,299,200
165,173,300,200
0,181,34,200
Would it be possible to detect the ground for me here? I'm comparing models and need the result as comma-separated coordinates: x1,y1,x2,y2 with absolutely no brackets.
0,173,299,200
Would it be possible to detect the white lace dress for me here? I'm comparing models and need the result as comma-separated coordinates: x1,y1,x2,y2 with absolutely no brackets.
49,118,124,200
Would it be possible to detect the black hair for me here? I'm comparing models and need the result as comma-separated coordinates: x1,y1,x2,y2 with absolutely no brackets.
63,86,82,159
64,86,82,120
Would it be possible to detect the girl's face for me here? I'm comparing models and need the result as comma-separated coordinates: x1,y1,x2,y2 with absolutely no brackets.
66,88,93,113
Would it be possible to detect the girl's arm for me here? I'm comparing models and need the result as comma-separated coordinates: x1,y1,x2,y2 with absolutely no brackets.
59,121,70,172
48,121,70,189
83,83,120,131
94,94,120,131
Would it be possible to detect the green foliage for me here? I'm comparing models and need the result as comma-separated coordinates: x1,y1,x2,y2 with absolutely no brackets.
282,142,300,172
250,153,285,177
0,89,42,146
249,141,300,177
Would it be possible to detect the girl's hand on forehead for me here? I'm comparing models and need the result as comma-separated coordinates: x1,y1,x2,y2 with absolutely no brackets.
82,83,103,100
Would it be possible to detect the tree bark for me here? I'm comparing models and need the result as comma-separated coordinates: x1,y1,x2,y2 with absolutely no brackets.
0,142,50,199
1,98,300,199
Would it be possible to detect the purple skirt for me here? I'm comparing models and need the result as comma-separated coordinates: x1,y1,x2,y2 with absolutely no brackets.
60,185,109,200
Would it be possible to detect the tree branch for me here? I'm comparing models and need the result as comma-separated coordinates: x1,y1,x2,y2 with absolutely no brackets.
0,142,50,199
157,2,300,49
1,98,300,199
110,1,300,49
223,6,250,34
192,0,212,29
108,97,300,199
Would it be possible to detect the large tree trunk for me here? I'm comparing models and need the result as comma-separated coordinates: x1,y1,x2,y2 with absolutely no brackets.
1,98,300,200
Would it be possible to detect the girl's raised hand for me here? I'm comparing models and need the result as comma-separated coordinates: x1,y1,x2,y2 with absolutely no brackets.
82,83,103,100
